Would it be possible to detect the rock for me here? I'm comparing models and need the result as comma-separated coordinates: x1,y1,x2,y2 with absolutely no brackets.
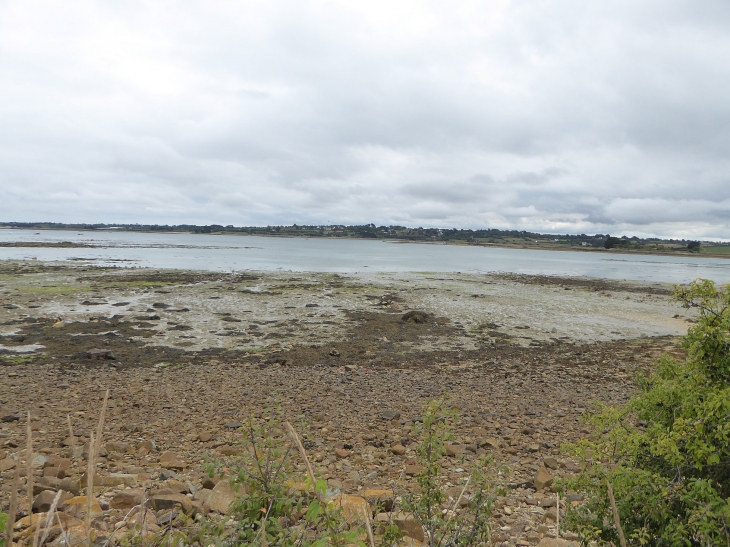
198,431,212,442
391,444,406,456
327,493,370,521
52,321,64,328
106,441,130,454
62,496,103,517
59,479,80,496
539,498,557,508
159,451,186,470
376,512,425,542
445,444,464,457
534,467,553,490
0,457,16,471
99,473,138,487
381,410,401,421
527,444,541,452
544,507,558,521
405,465,424,476
33,490,72,513
225,421,242,429
480,438,501,450
543,456,559,470
150,493,193,515
193,489,213,504
1,414,20,422
87,349,115,360
111,488,145,510
361,489,394,512
204,479,237,514
537,539,579,547
334,448,350,459
218,445,240,456
201,475,221,490
401,311,430,324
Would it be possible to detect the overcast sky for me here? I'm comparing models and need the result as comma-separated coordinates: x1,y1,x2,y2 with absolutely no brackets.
1,1,729,238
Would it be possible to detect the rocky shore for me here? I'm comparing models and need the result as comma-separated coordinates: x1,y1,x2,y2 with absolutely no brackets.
0,261,692,545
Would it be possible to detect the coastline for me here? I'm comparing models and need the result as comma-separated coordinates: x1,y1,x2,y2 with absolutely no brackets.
2,226,728,259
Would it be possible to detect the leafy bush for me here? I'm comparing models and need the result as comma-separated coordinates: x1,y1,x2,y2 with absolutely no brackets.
401,399,497,547
564,279,730,545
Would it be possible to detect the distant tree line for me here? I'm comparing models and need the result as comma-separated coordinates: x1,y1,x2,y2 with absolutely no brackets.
0,221,722,250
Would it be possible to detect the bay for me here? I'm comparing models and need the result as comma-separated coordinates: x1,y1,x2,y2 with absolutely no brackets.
1,228,729,284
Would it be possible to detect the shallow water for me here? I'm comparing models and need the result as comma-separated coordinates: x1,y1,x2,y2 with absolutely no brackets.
1,228,729,284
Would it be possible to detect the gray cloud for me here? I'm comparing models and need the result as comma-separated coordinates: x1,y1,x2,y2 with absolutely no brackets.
1,1,729,238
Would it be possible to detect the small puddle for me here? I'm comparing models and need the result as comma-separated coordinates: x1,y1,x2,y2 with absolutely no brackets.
0,343,45,353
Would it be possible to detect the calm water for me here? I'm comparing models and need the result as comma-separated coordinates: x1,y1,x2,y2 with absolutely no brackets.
1,229,729,284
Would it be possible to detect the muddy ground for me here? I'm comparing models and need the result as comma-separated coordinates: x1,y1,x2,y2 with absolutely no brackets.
0,261,694,545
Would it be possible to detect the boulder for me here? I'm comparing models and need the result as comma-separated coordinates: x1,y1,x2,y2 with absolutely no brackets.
381,410,401,421
534,467,553,490
375,512,424,542
327,494,370,522
204,480,237,515
150,493,193,515
111,488,145,510
33,490,73,513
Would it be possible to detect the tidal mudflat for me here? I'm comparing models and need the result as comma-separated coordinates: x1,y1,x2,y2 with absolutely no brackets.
0,261,693,545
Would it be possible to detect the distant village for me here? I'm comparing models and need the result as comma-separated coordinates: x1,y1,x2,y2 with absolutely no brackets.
1,221,724,253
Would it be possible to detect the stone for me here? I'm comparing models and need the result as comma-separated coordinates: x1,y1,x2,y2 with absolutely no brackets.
204,479,237,515
193,489,213,504
218,445,240,456
111,488,145,510
150,493,193,514
62,496,103,517
543,457,559,470
225,421,242,429
99,473,138,487
405,465,424,476
534,467,553,490
381,410,401,421
527,444,541,452
87,349,115,360
327,493,370,521
543,508,558,521
33,490,73,513
106,441,130,454
445,444,464,457
334,448,350,459
537,539,579,547
361,488,394,512
480,438,501,450
0,457,16,471
391,444,406,456
198,431,213,442
376,512,425,542
1,414,20,423
539,498,557,507
59,479,80,496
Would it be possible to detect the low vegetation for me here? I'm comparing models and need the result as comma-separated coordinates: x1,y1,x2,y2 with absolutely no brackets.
564,279,730,545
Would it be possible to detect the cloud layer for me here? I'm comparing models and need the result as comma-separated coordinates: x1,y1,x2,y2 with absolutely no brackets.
1,1,729,238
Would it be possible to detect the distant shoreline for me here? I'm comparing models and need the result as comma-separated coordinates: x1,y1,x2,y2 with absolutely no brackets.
2,225,729,260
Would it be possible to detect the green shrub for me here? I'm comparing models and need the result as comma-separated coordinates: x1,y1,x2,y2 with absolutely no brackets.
564,279,730,545
401,398,497,547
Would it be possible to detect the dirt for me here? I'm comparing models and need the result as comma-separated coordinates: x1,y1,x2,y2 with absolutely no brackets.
0,261,696,545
